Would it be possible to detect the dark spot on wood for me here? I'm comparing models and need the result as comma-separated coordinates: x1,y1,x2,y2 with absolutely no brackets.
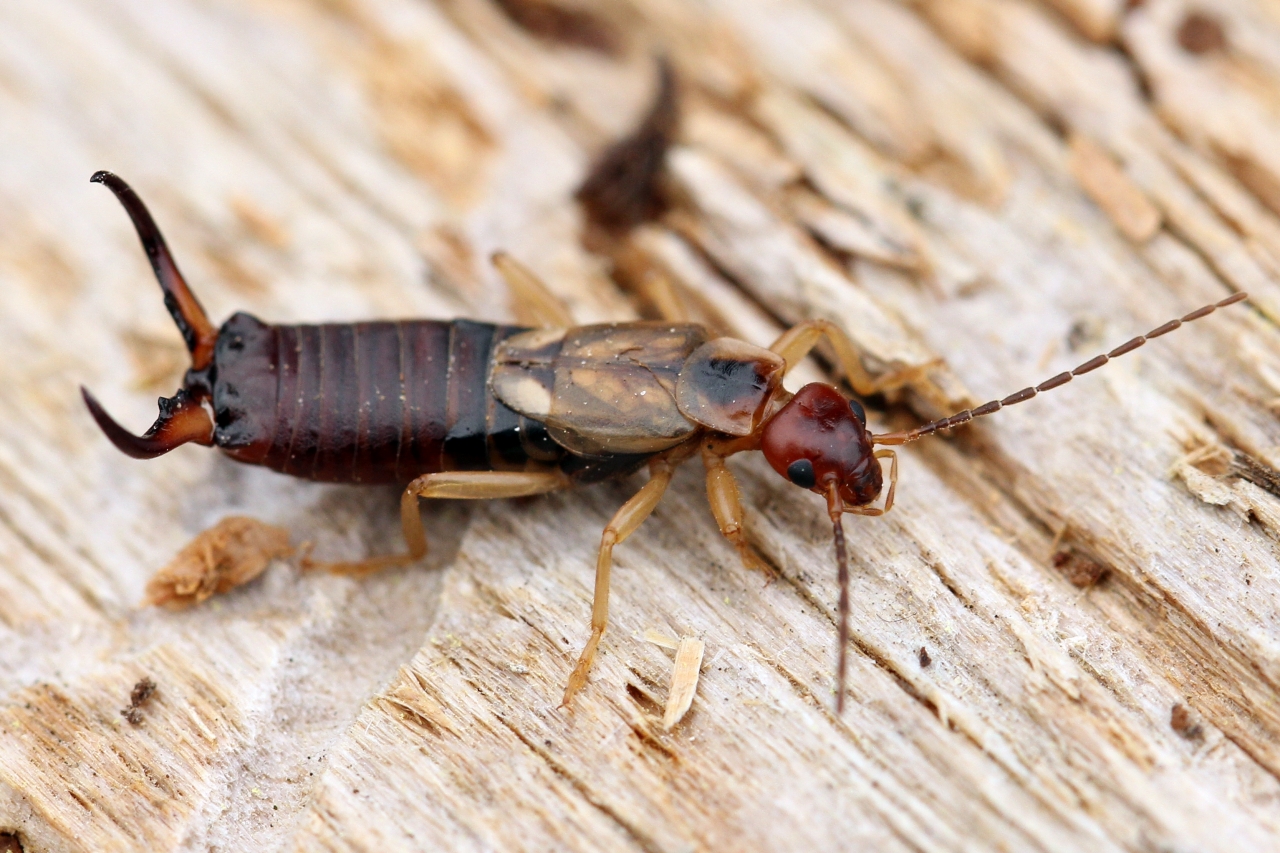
625,680,662,714
0,832,23,853
1230,452,1280,501
121,676,157,726
1177,11,1226,55
130,677,157,708
493,0,620,56
1170,703,1203,739
1066,317,1104,352
576,59,679,233
918,646,931,668
1051,550,1108,588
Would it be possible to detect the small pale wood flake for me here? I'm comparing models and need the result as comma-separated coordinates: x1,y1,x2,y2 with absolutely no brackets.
662,636,705,730
3,0,1280,851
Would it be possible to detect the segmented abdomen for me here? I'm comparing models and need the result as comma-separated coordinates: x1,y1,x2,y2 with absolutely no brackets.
210,313,562,484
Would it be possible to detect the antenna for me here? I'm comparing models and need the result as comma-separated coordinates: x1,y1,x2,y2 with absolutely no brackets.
872,292,1248,446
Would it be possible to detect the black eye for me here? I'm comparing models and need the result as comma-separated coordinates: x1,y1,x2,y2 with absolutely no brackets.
787,459,816,489
848,398,866,426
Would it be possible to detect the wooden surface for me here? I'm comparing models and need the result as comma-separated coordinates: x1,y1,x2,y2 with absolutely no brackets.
2,1,1280,850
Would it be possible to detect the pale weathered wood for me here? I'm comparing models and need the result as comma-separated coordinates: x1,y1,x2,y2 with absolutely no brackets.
2,1,1280,851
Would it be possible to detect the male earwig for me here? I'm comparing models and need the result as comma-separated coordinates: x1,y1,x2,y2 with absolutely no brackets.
83,171,1247,712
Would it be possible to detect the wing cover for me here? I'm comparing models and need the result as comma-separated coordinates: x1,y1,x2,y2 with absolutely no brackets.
491,322,707,455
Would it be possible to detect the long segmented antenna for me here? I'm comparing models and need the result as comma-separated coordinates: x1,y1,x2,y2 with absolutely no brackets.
872,292,1248,446
91,171,219,370
827,486,850,715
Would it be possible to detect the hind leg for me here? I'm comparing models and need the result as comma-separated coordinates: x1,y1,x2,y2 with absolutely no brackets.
306,470,568,575
493,252,574,328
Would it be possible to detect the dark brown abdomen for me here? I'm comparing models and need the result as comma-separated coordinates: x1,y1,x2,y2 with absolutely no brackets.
208,313,562,484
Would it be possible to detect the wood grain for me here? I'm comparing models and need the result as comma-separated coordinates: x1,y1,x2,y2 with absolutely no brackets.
2,1,1279,851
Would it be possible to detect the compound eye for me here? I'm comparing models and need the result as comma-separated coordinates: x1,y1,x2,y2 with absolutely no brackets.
848,398,866,426
787,458,817,489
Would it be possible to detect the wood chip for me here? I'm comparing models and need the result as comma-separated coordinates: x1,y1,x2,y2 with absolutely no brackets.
641,628,680,650
145,517,292,608
120,676,157,726
662,637,704,731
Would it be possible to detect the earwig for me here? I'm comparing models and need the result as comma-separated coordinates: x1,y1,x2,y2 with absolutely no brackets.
83,171,1247,712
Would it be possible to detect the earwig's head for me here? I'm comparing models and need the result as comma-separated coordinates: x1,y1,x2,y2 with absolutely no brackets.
81,172,217,459
760,383,882,508
762,381,883,715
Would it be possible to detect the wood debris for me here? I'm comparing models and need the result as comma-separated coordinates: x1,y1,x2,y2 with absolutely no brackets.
1171,703,1204,739
1177,11,1227,55
492,0,621,56
145,517,292,608
120,677,157,726
577,59,679,234
652,634,704,731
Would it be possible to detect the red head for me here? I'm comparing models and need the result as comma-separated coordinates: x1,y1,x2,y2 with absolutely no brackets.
760,383,882,509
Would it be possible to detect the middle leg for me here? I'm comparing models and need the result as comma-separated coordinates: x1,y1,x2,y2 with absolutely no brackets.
562,453,685,706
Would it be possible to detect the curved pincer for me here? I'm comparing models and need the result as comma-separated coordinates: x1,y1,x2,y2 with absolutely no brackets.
81,387,214,459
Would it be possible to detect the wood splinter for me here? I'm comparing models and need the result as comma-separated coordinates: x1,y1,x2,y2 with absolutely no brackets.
645,631,706,729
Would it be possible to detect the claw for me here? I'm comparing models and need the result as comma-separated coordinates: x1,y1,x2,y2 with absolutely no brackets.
91,171,218,369
82,386,213,459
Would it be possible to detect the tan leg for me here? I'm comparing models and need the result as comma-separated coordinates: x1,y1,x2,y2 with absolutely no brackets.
770,319,924,397
844,449,898,518
562,457,678,706
702,442,774,577
306,470,567,576
876,449,898,514
633,268,689,323
492,252,574,328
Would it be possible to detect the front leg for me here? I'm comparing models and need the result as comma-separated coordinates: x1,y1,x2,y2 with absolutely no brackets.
770,318,928,397
702,439,773,578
